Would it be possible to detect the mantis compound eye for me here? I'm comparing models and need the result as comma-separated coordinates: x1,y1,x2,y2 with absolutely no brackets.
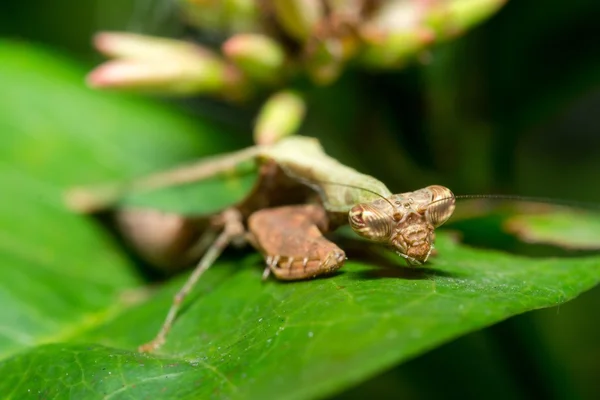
348,203,393,242
424,185,456,227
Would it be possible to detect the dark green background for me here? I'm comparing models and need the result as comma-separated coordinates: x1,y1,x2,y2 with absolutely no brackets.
2,0,600,398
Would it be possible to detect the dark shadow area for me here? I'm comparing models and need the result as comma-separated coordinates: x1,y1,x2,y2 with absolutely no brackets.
351,264,456,281
94,212,169,283
333,236,463,280
93,211,256,283
273,270,346,283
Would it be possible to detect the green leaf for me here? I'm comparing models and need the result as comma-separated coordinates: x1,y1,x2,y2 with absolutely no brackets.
0,39,247,358
1,41,600,400
504,207,600,250
118,169,258,215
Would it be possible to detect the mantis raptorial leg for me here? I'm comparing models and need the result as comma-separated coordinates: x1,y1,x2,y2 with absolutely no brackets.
248,204,346,280
138,208,245,352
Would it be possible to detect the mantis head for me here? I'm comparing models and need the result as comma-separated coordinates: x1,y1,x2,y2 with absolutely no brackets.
348,185,456,265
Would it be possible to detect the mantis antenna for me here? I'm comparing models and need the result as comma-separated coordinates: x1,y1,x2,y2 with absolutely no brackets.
282,172,398,216
427,193,600,214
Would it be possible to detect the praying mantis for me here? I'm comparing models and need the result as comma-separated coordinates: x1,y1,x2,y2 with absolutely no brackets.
67,134,459,352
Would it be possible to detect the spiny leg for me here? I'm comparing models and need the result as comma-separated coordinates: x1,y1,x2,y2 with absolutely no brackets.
139,208,244,352
248,204,346,280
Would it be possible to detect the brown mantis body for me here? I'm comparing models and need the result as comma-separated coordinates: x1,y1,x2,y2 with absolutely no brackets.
67,136,456,351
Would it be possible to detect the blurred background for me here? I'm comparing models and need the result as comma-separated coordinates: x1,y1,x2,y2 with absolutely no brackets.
2,0,600,398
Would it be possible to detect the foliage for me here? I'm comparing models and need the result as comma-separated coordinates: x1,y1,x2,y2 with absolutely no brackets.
1,40,600,399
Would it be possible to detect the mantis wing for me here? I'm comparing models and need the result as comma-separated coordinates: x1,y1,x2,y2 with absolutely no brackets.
66,136,392,216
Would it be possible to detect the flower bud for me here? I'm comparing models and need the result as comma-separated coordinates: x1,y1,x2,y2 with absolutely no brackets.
360,29,434,68
359,0,505,68
93,32,199,59
272,0,324,42
223,34,287,84
254,91,306,145
88,32,250,99
305,38,345,85
425,0,507,37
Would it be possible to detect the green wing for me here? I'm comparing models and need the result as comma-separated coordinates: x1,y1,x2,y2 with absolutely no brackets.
67,136,390,216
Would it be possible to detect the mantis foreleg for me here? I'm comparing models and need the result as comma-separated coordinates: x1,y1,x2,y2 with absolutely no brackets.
248,204,346,280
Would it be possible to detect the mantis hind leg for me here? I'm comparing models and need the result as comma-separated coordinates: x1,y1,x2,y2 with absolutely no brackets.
248,204,346,280
138,208,245,353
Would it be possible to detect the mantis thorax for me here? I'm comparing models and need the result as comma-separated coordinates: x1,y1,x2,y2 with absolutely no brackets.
348,185,456,265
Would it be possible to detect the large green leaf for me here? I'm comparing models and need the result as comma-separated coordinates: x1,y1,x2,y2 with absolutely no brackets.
0,40,249,357
505,208,600,250
1,41,600,399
